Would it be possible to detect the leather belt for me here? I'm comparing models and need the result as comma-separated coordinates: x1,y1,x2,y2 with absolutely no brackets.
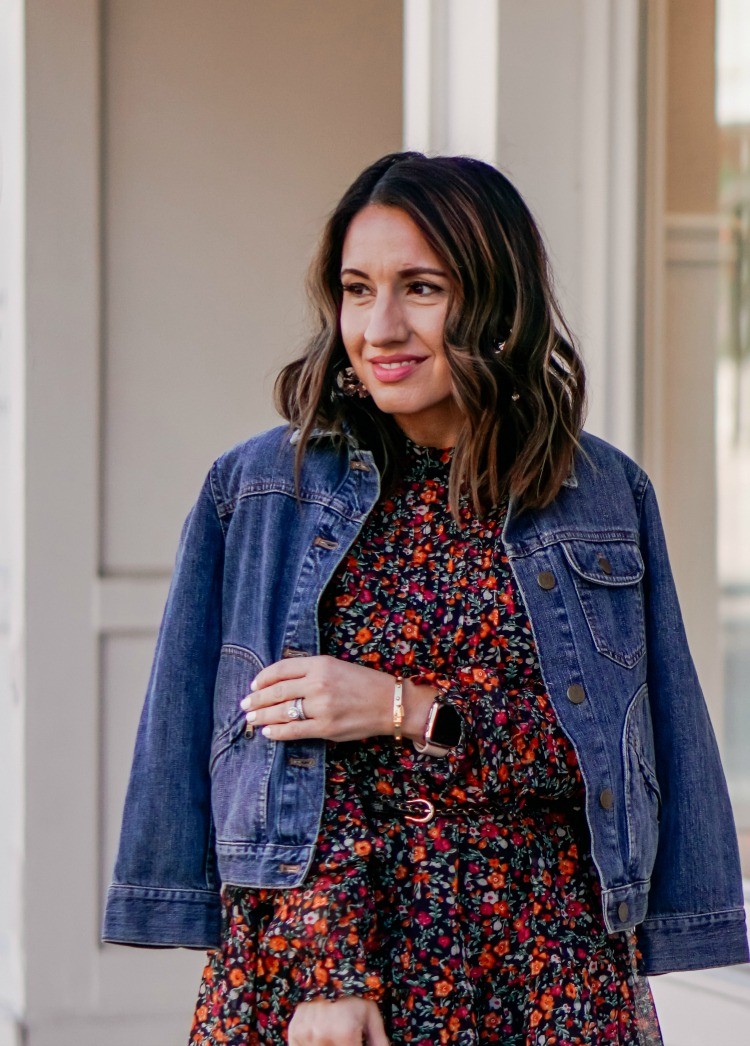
367,796,437,824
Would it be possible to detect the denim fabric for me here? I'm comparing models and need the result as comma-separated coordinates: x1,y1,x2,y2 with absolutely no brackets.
102,424,749,975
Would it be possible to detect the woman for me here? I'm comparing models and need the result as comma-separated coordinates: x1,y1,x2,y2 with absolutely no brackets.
103,153,749,1045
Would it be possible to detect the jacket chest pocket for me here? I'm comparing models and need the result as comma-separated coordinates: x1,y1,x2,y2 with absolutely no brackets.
561,539,646,668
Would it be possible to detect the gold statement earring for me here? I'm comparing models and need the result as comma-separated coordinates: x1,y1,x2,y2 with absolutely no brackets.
336,365,370,399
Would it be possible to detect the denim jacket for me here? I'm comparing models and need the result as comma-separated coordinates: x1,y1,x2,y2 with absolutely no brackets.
102,423,749,976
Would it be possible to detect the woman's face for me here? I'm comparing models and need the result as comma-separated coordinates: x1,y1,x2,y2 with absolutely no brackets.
339,204,464,447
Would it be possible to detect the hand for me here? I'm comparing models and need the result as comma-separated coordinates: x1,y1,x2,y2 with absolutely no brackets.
240,655,437,744
288,997,390,1045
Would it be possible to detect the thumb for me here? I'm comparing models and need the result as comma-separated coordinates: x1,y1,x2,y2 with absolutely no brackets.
364,1003,390,1046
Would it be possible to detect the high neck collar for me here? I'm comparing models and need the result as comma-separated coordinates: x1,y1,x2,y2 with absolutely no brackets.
402,434,455,472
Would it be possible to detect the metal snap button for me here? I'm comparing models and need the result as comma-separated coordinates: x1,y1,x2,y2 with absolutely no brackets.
537,570,556,590
599,787,615,810
282,646,309,658
313,535,338,550
567,683,586,704
597,555,612,575
618,901,630,922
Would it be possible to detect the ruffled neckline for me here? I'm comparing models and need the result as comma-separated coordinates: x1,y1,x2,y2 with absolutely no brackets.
402,435,455,475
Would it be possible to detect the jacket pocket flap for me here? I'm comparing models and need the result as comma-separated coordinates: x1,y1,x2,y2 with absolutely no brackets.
561,539,644,586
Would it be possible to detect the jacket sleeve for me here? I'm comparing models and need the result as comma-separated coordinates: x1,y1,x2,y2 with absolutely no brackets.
102,467,225,949
634,476,749,974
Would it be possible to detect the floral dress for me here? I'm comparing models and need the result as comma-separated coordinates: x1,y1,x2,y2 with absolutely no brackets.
189,438,664,1046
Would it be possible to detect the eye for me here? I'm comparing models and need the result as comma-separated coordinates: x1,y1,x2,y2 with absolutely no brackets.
407,281,443,297
341,281,370,297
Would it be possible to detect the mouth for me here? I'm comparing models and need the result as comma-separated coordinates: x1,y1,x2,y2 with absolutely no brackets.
368,356,428,383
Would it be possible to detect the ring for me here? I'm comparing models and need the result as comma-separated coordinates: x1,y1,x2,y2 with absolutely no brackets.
287,698,307,721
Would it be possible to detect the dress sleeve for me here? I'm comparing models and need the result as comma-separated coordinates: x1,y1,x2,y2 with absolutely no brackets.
407,667,577,798
262,754,386,1005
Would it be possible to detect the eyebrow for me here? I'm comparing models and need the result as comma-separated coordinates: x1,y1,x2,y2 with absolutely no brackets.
340,266,449,279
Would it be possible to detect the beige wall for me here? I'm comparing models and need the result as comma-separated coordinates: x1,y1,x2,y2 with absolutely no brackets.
667,0,718,212
103,0,404,572
15,2,404,1041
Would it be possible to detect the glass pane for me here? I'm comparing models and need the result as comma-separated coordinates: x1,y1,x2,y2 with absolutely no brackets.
716,0,750,871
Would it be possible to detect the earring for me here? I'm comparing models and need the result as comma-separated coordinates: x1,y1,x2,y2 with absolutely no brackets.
336,365,370,399
492,330,512,356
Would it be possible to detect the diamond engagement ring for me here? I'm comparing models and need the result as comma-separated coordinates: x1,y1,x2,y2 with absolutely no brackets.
287,698,307,721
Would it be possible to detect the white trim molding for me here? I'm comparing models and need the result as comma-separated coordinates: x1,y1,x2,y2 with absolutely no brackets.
404,0,643,457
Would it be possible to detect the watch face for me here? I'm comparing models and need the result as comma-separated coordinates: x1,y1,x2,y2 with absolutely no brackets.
431,703,462,747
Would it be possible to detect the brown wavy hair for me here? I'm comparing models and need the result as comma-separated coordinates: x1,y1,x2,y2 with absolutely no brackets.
274,151,588,519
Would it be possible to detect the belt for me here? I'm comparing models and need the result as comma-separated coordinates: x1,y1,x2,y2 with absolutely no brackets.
367,796,437,824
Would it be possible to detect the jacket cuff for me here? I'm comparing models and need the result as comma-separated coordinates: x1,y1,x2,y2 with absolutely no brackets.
637,907,750,975
101,884,221,950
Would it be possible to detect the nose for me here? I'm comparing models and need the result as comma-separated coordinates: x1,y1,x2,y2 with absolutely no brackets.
364,290,409,346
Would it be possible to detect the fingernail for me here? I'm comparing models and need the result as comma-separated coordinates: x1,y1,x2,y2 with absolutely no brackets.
250,680,258,691
245,711,256,724
240,696,252,710
262,726,273,738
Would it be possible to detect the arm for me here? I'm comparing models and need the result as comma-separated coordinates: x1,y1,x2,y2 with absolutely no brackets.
102,467,225,949
245,658,533,794
634,476,748,973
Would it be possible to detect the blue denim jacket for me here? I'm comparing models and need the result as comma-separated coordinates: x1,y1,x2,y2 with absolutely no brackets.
102,423,749,975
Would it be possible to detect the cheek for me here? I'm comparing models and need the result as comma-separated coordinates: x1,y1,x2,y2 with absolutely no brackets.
339,305,363,354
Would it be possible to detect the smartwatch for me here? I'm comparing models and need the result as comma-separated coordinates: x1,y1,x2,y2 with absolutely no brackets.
413,698,463,757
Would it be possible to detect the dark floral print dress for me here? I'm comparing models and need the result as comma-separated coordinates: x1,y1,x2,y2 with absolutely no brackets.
189,438,663,1046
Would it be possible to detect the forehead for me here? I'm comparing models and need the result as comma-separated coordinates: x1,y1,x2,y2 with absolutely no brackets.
341,204,444,268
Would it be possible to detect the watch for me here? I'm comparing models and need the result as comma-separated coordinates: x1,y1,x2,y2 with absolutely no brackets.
413,698,463,757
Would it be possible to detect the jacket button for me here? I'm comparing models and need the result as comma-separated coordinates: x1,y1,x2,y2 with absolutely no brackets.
618,901,630,922
567,683,586,704
537,571,556,590
597,555,612,575
599,787,615,810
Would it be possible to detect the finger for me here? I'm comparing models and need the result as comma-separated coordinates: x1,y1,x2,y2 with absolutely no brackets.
259,720,317,742
240,680,295,712
251,655,321,693
364,1004,390,1046
245,700,311,729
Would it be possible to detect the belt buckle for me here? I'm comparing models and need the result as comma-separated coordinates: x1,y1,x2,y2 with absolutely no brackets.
404,798,436,824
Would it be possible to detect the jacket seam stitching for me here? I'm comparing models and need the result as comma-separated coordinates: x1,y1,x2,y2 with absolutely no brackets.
108,884,218,898
208,463,229,537
224,485,368,524
601,877,651,897
640,906,747,925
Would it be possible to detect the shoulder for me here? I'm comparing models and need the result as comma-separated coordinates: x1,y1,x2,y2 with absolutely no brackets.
513,428,654,540
206,423,347,510
575,430,650,503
